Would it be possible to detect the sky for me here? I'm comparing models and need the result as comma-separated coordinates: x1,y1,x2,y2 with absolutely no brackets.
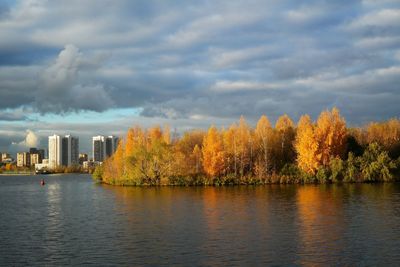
0,0,399,156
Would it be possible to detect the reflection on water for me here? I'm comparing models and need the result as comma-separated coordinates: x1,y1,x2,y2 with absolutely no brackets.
1,175,400,266
296,185,345,266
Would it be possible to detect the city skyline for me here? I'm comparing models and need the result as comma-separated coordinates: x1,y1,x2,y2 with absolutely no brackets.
0,0,399,154
1,133,120,161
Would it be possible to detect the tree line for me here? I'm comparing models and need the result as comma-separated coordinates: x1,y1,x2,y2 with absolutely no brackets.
94,108,400,185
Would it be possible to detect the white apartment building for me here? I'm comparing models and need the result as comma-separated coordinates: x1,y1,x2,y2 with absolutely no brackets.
49,134,79,169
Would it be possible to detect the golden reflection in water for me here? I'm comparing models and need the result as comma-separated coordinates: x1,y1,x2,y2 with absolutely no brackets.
202,187,219,233
296,185,345,266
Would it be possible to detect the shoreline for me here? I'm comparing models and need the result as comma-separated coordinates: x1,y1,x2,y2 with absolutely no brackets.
0,172,36,176
95,178,400,187
0,172,90,176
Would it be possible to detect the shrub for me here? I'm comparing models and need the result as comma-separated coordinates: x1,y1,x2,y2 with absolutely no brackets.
92,165,103,181
343,152,359,183
329,157,344,182
360,143,397,182
316,166,331,183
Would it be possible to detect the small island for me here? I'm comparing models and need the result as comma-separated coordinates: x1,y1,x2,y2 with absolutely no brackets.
94,108,400,186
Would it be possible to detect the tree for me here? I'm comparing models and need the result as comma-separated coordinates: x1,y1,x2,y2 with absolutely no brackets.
343,152,359,182
295,114,320,174
163,124,171,145
360,143,396,182
315,107,347,166
255,115,273,176
223,124,238,176
192,144,203,174
236,116,252,177
202,126,225,177
172,130,205,177
365,118,400,158
275,114,296,169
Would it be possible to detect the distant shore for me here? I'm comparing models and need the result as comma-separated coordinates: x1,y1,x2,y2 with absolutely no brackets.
0,174,34,176
0,171,90,176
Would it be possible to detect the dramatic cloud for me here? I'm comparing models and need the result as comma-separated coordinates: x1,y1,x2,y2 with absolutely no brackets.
10,129,39,151
35,44,114,113
0,0,399,153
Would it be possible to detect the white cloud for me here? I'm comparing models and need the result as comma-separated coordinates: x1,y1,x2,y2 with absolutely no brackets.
211,80,282,92
211,46,271,68
11,129,39,149
348,9,400,29
355,36,400,50
285,6,325,24
295,66,400,94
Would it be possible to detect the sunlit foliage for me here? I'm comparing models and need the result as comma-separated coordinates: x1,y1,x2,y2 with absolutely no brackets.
95,108,400,185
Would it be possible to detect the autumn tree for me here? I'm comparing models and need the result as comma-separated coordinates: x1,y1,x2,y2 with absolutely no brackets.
295,108,347,174
102,139,125,184
203,126,225,177
315,107,347,166
236,116,253,176
295,115,320,174
254,115,273,177
163,124,171,145
365,118,400,158
274,114,296,169
172,130,205,177
192,144,203,174
223,124,238,176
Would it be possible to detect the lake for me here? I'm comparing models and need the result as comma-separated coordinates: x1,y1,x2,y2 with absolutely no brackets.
1,174,400,266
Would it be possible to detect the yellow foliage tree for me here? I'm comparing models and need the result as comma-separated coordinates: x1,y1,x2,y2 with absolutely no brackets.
172,130,205,176
255,115,272,176
365,118,400,155
223,124,238,176
202,126,225,177
295,115,320,174
192,144,202,174
315,107,347,166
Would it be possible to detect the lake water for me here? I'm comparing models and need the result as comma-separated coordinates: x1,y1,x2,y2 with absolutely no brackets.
1,174,400,266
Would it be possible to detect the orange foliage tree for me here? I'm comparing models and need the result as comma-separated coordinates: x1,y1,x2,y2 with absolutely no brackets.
314,107,347,166
202,126,225,177
295,108,347,174
295,115,320,174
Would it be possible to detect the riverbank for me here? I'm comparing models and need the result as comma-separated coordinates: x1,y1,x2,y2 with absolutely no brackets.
0,172,90,176
0,172,35,176
94,173,400,186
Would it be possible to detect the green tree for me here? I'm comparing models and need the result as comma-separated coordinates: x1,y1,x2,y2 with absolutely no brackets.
360,143,396,182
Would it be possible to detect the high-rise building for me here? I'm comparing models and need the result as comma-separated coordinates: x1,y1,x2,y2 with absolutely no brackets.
49,135,62,169
17,152,30,167
70,136,79,165
92,135,119,162
92,135,105,162
29,148,45,161
30,153,42,165
105,136,119,158
48,134,79,169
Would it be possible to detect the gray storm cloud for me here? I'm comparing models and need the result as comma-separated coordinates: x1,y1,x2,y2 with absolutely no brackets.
0,0,398,126
35,44,114,113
